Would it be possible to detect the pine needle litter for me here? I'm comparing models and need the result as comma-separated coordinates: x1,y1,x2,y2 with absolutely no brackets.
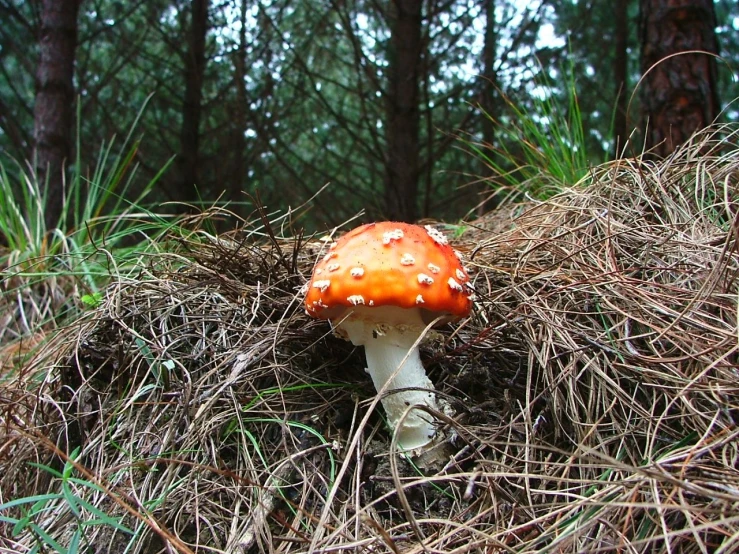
1,126,738,553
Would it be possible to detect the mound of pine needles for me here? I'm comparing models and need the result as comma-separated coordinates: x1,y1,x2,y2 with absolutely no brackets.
1,125,738,553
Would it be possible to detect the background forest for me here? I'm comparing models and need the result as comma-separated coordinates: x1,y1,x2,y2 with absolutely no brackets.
1,0,738,230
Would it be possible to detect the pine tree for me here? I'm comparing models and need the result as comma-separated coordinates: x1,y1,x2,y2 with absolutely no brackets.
33,0,80,229
639,0,720,156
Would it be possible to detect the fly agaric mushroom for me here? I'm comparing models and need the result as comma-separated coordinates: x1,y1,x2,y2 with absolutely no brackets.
305,222,473,453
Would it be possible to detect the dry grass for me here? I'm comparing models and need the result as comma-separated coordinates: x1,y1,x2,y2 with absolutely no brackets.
1,125,738,553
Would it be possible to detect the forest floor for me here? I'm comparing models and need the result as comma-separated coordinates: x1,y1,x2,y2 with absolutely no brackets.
1,126,739,553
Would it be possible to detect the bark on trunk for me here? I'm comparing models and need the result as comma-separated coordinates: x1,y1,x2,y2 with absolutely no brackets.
33,0,80,230
639,0,720,157
179,0,209,196
613,0,629,157
384,0,423,222
231,0,249,203
477,0,499,215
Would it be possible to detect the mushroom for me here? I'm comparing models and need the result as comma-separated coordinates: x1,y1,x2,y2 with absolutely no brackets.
305,222,473,453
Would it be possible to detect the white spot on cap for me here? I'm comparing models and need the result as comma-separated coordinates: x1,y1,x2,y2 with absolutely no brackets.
448,277,464,292
323,252,337,262
456,268,467,281
424,225,448,246
347,295,365,306
312,280,331,292
315,269,323,275
401,253,415,266
329,242,338,250
350,267,364,278
453,249,463,260
382,229,404,244
428,263,441,274
327,263,340,272
368,300,375,306
415,294,424,304
418,273,434,285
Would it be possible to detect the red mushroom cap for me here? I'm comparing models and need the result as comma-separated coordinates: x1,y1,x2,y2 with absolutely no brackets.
305,222,473,322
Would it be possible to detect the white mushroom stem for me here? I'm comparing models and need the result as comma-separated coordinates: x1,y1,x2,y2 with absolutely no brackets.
336,306,441,453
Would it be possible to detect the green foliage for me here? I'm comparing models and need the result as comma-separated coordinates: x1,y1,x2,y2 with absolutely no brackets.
0,448,134,554
0,102,175,358
0,106,168,284
229,417,338,509
545,1,641,157
466,61,593,201
80,291,103,308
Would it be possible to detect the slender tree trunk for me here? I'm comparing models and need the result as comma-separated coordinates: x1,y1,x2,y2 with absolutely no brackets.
613,0,629,157
639,0,720,157
478,0,498,215
33,0,80,230
179,0,209,196
230,0,249,203
384,0,423,223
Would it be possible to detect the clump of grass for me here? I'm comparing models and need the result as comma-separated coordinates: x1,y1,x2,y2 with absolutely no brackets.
0,446,135,553
466,60,595,205
0,109,174,372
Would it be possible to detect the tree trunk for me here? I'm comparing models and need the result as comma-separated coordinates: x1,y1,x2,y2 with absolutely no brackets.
639,0,720,157
613,0,629,157
179,0,209,196
384,0,423,223
230,0,249,204
33,0,80,230
477,0,498,215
